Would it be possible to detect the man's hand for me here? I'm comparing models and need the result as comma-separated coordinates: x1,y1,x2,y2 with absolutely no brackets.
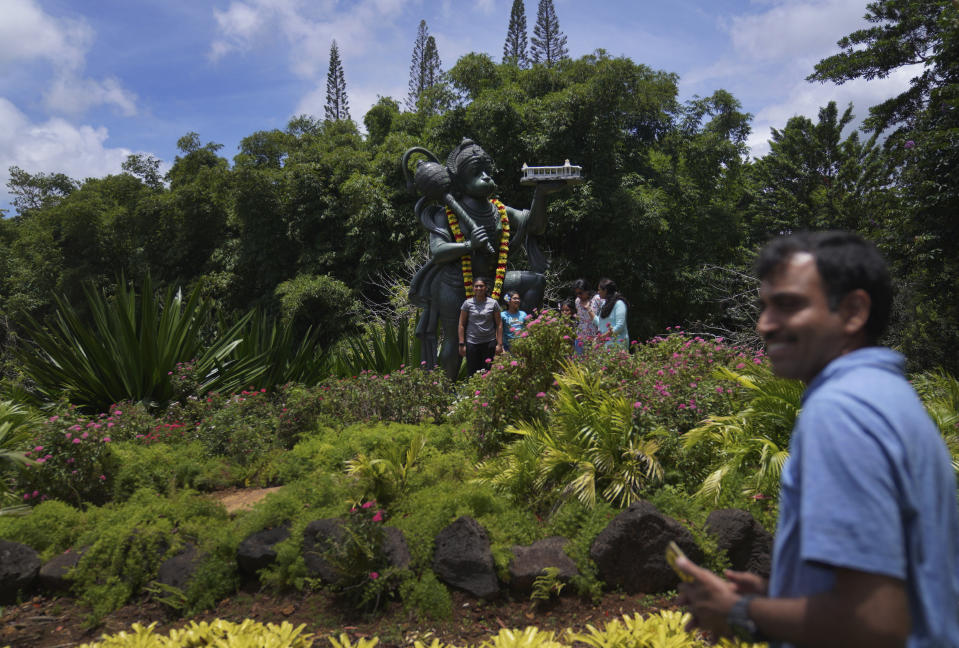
725,570,768,595
676,557,742,637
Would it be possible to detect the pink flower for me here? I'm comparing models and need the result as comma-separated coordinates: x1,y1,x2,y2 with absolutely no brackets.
372,511,383,522
481,402,489,407
102,437,111,443
633,402,642,408
736,363,746,369
362,500,376,509
114,410,122,416
72,438,81,444
99,475,106,480
536,392,546,398
34,446,43,452
369,572,379,580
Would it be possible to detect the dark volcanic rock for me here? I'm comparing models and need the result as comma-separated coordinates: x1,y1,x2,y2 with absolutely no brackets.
38,546,86,592
156,542,203,591
706,509,773,577
237,525,290,577
432,516,499,599
0,540,41,603
590,501,703,594
508,536,578,595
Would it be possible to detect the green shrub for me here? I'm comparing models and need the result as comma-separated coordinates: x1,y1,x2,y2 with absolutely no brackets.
111,441,236,500
275,273,357,347
192,388,284,465
449,311,575,452
0,400,40,511
311,367,454,425
16,405,120,507
0,498,88,558
71,488,236,622
399,569,452,620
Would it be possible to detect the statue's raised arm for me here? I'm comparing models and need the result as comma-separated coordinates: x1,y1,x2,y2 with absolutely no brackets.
403,139,576,381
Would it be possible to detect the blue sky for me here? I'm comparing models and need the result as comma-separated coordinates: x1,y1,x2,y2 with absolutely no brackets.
0,0,920,213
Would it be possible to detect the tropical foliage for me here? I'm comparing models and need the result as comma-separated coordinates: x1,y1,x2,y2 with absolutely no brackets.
683,366,802,505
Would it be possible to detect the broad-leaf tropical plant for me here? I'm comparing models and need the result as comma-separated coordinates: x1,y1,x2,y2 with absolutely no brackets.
331,316,424,377
477,361,663,510
16,275,258,412
912,368,959,474
0,400,41,514
684,365,802,504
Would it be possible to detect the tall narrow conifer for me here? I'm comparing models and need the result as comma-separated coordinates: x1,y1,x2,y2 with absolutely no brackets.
503,0,529,67
407,21,443,111
530,0,568,67
324,40,350,121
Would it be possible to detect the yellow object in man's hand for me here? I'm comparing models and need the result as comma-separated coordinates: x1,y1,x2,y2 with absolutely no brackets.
665,540,695,582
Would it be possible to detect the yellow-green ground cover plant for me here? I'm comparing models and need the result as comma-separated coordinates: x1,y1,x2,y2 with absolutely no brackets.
66,610,768,647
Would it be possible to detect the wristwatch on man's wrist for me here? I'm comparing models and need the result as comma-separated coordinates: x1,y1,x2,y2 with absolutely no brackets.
727,594,765,642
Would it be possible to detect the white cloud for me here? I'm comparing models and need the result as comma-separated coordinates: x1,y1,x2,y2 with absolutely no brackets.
44,74,138,117
746,64,921,157
0,98,132,208
0,0,92,68
0,0,138,117
209,0,406,78
724,0,867,64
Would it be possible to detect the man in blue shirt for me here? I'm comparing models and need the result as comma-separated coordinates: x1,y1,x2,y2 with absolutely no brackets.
678,231,959,647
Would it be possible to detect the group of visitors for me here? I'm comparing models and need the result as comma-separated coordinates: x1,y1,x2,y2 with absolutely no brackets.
458,275,631,376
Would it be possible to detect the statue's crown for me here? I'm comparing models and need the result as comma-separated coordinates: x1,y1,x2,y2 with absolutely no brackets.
446,138,492,177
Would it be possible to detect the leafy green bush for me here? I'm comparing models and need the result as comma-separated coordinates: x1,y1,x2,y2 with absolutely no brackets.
331,316,423,377
111,441,236,500
16,405,120,507
275,272,357,347
192,388,284,465
913,368,959,472
449,311,575,452
70,488,237,622
310,368,453,425
0,498,89,558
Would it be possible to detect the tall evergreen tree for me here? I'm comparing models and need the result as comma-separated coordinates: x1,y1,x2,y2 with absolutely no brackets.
407,21,443,111
324,40,350,121
503,0,529,67
530,0,568,66
407,20,429,110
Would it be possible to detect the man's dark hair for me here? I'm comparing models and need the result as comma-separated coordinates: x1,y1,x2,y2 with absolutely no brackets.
756,231,892,343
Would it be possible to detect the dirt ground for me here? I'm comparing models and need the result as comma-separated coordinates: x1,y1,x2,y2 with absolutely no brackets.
0,487,681,647
0,588,681,648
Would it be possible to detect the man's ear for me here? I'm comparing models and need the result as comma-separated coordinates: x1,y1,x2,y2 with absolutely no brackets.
840,289,871,336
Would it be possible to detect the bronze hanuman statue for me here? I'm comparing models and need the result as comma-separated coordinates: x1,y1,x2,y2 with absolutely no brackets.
403,139,564,380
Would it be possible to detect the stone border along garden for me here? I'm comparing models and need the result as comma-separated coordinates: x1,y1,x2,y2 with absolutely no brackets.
2,313,952,647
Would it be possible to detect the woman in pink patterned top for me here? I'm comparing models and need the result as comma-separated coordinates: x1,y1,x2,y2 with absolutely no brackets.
572,278,602,354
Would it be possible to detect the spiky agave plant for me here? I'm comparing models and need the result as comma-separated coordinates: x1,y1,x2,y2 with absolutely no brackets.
684,365,802,504
16,275,257,412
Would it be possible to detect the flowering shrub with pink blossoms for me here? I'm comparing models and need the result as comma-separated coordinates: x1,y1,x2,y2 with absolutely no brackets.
448,310,575,453
16,405,120,507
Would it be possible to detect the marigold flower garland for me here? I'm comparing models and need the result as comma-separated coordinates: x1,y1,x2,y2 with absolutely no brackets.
447,199,509,299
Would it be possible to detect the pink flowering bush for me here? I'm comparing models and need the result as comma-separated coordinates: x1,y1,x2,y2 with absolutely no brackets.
449,311,575,453
16,405,119,507
294,367,453,428
322,499,405,612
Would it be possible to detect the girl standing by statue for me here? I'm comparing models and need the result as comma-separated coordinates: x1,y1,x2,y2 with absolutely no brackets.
458,278,503,375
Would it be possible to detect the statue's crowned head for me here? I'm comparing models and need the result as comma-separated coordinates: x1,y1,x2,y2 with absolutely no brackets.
446,139,494,190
